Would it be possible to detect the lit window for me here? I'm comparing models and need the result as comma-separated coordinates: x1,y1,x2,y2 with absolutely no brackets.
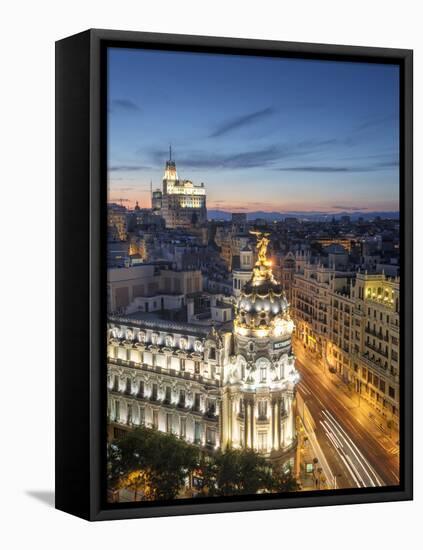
166,413,173,433
206,428,216,446
258,401,267,419
258,431,267,451
180,417,186,438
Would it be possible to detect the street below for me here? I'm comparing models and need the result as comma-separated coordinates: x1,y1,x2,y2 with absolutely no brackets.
295,347,399,489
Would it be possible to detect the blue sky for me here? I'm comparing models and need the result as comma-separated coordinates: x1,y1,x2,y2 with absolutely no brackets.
108,47,399,213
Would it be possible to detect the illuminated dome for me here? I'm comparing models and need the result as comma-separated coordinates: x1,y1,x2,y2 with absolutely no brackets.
234,232,291,337
237,279,288,329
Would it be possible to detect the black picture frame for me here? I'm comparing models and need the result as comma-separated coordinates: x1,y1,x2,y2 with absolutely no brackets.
55,28,413,521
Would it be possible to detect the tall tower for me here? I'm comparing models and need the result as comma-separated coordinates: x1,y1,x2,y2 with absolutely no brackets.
222,231,299,465
163,145,178,194
160,148,207,229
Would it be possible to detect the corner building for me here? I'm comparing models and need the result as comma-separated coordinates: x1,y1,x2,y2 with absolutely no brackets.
107,232,299,467
222,232,298,460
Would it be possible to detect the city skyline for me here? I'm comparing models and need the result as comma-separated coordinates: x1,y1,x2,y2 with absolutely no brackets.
106,46,401,501
108,47,400,213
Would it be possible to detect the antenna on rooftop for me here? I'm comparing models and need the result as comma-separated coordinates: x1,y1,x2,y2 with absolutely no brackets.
169,144,172,161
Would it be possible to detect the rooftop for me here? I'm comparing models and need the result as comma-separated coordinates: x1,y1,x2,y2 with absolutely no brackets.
108,313,212,336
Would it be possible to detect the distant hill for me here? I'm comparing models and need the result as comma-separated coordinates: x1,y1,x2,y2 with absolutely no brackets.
207,209,399,222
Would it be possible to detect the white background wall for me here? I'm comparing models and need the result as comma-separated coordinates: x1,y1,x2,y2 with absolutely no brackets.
1,1,420,548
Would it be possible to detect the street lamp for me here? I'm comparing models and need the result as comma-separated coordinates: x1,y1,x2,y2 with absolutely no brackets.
320,341,331,374
353,377,361,408
300,395,310,425
312,457,319,489
356,381,361,408
333,473,342,490
317,467,323,490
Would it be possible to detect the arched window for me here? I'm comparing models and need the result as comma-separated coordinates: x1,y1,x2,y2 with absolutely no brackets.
256,358,270,382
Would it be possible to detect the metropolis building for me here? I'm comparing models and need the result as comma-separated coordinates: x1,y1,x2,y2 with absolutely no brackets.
107,232,299,465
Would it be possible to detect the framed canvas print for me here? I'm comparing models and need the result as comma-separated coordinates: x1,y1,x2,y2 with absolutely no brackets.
55,29,413,521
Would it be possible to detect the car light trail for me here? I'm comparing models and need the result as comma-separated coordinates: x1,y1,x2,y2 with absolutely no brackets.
321,410,383,487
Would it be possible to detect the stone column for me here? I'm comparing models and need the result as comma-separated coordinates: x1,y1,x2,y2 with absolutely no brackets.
285,395,292,445
277,399,281,450
250,400,255,449
277,400,281,449
291,395,296,443
228,395,233,444
245,402,249,447
219,399,224,450
246,402,251,448
221,393,228,450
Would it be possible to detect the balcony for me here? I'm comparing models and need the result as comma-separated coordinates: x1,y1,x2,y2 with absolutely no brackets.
108,357,219,388
109,357,130,367
390,321,400,333
365,327,389,342
360,353,388,374
203,411,219,422
365,342,389,358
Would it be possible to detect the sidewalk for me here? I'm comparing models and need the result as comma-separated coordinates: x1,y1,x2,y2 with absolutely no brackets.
297,411,333,491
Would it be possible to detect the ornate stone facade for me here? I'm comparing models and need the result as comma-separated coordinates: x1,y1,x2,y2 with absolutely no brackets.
292,264,400,427
107,232,299,465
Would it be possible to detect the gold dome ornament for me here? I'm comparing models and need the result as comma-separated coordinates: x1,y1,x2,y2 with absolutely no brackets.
234,231,289,338
250,230,276,285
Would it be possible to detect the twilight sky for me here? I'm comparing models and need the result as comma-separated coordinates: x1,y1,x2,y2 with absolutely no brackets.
108,47,400,213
